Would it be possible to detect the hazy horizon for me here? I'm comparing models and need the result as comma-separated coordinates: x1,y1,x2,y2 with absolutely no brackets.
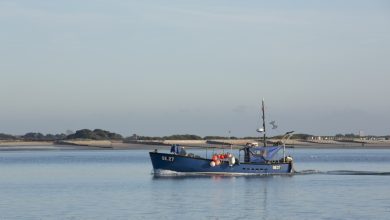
1,0,389,137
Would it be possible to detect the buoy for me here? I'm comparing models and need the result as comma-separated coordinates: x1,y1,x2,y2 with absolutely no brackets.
215,159,221,166
212,155,218,161
220,155,225,159
210,161,216,167
228,156,236,166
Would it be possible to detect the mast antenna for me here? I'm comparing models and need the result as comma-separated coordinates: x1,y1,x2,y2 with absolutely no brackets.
262,98,266,147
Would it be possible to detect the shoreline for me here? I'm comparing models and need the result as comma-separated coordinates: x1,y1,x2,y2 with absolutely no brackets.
1,140,390,151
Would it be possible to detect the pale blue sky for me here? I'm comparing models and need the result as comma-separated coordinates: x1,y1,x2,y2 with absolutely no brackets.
1,0,389,137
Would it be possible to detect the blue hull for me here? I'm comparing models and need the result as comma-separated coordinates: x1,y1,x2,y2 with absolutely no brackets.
149,152,293,175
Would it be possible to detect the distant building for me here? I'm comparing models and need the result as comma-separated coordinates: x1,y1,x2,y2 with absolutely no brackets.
306,136,334,141
128,134,138,140
334,136,354,141
306,136,321,141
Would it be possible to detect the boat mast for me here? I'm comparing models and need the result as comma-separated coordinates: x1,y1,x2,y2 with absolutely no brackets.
262,99,266,147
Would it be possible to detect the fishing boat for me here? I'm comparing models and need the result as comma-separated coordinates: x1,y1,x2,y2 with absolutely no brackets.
149,99,294,175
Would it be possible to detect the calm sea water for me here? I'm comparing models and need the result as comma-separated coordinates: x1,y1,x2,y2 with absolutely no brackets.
1,147,390,220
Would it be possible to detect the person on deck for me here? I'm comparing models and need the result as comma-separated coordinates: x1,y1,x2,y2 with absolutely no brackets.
179,147,187,156
170,144,177,154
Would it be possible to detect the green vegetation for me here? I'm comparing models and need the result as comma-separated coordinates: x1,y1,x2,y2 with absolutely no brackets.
0,129,122,141
291,133,312,140
23,132,66,141
66,129,123,140
0,133,17,140
0,132,66,141
335,133,359,138
1,130,389,142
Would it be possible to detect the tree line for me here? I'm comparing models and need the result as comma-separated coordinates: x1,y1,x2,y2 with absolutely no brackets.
1,131,389,141
0,129,123,141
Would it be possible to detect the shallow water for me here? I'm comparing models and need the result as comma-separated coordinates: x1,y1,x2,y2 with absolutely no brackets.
0,148,390,219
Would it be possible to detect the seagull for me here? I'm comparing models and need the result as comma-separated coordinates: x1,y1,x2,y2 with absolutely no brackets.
270,121,278,129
